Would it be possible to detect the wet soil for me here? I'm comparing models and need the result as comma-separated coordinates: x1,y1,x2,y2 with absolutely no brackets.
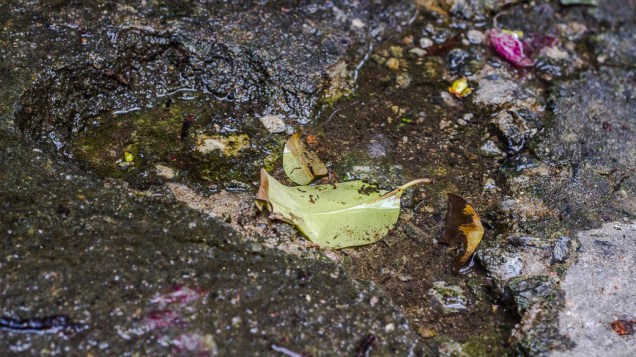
303,29,519,353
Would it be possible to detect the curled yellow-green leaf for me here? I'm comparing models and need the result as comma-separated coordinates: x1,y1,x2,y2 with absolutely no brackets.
283,133,327,185
256,169,431,248
448,77,472,98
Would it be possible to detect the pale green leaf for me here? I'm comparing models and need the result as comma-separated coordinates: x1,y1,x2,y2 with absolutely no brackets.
283,133,327,185
560,0,598,6
256,169,430,248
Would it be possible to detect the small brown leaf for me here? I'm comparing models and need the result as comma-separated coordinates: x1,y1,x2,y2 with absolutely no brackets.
441,193,484,272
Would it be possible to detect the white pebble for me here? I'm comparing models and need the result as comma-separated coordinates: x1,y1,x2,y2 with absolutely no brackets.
419,37,433,49
467,30,485,44
259,114,286,133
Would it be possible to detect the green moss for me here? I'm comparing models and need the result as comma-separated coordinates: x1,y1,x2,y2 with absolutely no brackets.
462,333,514,357
263,153,279,172
66,97,268,188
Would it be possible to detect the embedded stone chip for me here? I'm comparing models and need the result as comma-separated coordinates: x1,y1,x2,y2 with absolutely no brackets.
259,114,286,133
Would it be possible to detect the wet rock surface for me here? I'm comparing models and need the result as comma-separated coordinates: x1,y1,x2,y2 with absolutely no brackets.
1,0,636,356
0,133,427,355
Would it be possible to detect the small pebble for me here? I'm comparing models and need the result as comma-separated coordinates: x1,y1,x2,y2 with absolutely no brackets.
155,164,175,179
467,30,485,44
419,37,434,48
479,140,504,157
351,18,365,29
369,296,379,306
259,114,286,133
416,326,437,338
385,58,400,71
396,73,411,88
440,91,457,107
484,178,496,190
389,46,403,58
409,47,426,57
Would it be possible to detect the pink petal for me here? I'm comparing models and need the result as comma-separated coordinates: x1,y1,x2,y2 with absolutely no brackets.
488,29,535,67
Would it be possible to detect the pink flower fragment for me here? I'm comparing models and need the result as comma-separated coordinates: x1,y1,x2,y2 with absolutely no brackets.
488,29,535,67
149,285,206,308
144,285,207,331
145,309,181,330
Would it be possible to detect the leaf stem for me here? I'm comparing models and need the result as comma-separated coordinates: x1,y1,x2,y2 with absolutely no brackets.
397,178,432,191
367,178,432,204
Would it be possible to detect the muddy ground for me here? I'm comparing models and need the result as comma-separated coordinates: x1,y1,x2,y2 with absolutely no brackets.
1,0,635,356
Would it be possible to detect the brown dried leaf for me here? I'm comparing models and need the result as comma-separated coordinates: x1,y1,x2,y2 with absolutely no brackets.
441,193,485,272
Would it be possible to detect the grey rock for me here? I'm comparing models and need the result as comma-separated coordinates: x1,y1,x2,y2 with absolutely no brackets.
499,199,517,212
396,72,412,88
440,91,458,107
450,0,511,19
427,281,468,314
0,1,428,355
509,235,551,250
409,47,426,57
446,48,472,73
534,68,636,228
466,29,485,44
477,247,524,281
472,75,519,106
552,222,636,357
508,276,557,315
437,338,466,357
551,236,571,264
479,140,504,157
511,275,571,355
259,114,286,133
491,110,537,153
484,178,497,191
419,37,434,48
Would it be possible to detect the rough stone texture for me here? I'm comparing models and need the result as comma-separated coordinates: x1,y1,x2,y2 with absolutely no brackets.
0,132,427,356
590,29,636,67
427,281,468,314
551,236,571,264
471,73,519,107
533,68,636,228
2,0,414,129
0,1,429,356
479,140,504,157
510,275,572,355
491,110,538,153
552,222,636,357
477,247,524,281
2,0,636,355
258,114,286,134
